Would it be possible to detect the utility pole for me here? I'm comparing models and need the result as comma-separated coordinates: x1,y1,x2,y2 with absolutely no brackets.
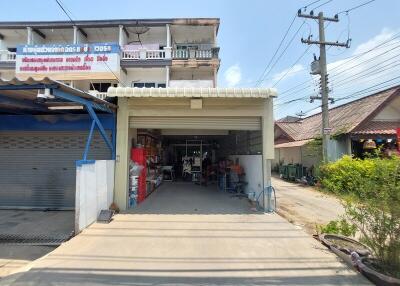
298,10,350,162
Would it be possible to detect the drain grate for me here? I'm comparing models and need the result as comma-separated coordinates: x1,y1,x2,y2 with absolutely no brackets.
0,231,74,246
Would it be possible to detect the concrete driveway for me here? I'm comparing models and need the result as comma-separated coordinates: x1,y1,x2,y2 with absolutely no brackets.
0,183,369,285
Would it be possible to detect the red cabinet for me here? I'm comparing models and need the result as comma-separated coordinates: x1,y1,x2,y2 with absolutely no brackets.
131,148,147,203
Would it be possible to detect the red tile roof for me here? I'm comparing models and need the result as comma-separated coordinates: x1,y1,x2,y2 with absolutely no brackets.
352,121,400,135
276,86,400,141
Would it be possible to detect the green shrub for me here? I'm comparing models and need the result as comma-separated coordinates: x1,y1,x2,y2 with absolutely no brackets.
316,219,357,237
319,155,400,277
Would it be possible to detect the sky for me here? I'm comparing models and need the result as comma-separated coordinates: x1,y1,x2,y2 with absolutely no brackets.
2,0,400,119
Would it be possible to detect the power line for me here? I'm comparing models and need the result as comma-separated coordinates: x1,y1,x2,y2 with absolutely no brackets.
301,0,323,10
338,0,376,14
311,0,333,11
254,15,297,86
272,46,311,87
278,33,400,101
54,0,75,23
256,20,306,86
53,0,125,87
330,43,400,77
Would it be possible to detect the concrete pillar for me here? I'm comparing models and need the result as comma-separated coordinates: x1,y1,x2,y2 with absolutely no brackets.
213,25,218,47
165,66,170,87
166,24,171,47
114,97,130,210
73,26,78,44
27,27,33,44
213,67,217,88
164,24,172,59
262,97,274,189
119,25,127,47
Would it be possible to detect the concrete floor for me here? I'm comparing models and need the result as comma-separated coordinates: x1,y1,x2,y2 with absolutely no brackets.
0,210,74,279
272,177,345,234
0,183,369,285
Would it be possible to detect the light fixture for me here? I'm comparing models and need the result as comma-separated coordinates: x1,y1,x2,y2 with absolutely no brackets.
48,105,84,110
387,139,393,143
36,88,55,103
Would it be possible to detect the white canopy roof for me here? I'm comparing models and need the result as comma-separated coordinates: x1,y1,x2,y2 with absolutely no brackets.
107,87,277,98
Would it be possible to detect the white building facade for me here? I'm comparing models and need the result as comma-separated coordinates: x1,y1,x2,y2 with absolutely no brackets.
0,18,220,96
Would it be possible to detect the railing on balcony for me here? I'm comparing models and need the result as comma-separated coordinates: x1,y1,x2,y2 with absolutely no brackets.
0,50,16,62
172,48,219,60
121,49,166,60
88,90,108,100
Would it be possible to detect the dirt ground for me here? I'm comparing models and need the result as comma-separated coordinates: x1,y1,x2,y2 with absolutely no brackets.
272,176,345,235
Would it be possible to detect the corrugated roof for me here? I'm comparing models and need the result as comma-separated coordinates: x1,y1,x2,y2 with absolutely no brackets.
275,139,312,148
276,86,400,141
351,121,400,135
0,77,116,109
107,87,277,98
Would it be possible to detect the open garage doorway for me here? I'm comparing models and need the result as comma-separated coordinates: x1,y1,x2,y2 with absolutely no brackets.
127,127,265,214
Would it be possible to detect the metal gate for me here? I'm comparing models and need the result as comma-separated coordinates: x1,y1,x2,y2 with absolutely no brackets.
0,131,111,209
129,116,262,131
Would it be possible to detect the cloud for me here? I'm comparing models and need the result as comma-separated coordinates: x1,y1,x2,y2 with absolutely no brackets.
276,28,400,117
271,64,305,83
326,28,400,96
224,64,242,87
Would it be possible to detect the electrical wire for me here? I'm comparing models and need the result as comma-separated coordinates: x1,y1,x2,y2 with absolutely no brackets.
254,14,297,87
278,33,400,101
337,0,376,14
272,46,311,87
256,20,307,86
53,0,125,87
311,0,333,11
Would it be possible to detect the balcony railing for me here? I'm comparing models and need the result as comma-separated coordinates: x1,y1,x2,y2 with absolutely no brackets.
121,49,166,60
0,50,16,62
172,48,219,60
88,90,108,100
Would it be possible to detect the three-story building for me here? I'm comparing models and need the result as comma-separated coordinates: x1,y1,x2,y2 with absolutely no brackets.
0,18,220,98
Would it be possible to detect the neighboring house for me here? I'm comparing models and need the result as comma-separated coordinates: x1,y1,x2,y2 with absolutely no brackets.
0,18,220,95
273,85,400,169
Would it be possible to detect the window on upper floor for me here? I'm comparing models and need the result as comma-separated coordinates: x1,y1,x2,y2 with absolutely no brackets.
132,82,166,88
91,82,117,92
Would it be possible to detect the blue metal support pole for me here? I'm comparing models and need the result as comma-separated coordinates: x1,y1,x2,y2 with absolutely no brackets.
86,105,114,155
83,119,96,161
51,88,115,157
52,89,113,113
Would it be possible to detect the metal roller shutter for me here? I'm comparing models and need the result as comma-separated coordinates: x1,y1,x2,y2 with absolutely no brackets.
0,131,111,210
129,116,261,131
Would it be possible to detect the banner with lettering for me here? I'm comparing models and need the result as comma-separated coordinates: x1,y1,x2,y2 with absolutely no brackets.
16,43,120,80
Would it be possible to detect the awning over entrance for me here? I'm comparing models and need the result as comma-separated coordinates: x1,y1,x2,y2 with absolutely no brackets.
0,77,117,160
107,87,277,98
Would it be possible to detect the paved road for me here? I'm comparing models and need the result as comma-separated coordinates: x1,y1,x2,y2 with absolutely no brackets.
0,183,368,285
272,176,345,235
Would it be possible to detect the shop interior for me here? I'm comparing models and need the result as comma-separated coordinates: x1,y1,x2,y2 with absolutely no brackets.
128,129,263,208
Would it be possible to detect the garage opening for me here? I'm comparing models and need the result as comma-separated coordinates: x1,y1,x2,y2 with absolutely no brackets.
128,126,264,213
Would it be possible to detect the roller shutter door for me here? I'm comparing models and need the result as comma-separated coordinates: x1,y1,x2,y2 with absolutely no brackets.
0,131,111,209
129,116,261,131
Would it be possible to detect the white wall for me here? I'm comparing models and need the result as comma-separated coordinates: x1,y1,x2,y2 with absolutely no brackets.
171,25,214,45
228,155,263,200
75,160,115,233
169,80,213,88
123,67,166,87
171,68,213,81
373,96,400,121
